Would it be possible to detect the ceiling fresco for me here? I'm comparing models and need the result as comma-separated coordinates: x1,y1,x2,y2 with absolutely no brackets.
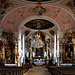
24,19,55,30
0,0,74,43
0,0,75,32
17,0,61,3
27,0,50,2
1,5,75,32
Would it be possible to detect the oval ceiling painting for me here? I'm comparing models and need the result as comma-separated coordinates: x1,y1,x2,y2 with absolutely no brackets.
17,0,61,3
24,19,55,30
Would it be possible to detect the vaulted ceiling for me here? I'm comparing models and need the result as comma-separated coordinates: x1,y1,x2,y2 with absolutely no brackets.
0,0,75,35
17,0,61,3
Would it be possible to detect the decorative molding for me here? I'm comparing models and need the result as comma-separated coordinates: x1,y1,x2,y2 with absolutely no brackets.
7,20,15,25
63,19,71,24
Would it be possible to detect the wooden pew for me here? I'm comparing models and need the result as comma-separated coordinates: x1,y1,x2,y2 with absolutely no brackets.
0,70,14,75
0,67,19,75
47,66,75,75
0,66,29,75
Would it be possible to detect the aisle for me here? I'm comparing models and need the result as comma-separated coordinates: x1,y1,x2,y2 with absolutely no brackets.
24,67,51,75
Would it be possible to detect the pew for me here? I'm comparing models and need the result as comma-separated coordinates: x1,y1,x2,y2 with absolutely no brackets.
0,69,14,75
0,67,22,75
0,66,29,75
47,66,75,75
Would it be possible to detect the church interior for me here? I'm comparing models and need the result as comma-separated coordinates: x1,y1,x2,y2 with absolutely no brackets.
0,0,75,75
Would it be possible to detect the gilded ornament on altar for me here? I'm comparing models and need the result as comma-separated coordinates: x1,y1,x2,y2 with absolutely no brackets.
8,57,10,60
61,47,62,50
71,52,73,57
0,54,3,59
2,31,16,64
65,52,68,58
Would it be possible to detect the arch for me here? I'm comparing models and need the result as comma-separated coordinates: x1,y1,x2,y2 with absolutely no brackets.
18,16,60,32
18,16,59,42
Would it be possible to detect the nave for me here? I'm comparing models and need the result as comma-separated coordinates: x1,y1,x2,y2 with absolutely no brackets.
24,67,51,75
0,0,75,75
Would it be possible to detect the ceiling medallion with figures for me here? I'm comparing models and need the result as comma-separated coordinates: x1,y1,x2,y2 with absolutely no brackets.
24,19,55,30
32,0,46,15
32,6,46,15
17,0,61,3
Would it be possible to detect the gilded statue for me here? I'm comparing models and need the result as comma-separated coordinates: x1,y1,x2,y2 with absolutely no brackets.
65,52,68,58
71,52,73,57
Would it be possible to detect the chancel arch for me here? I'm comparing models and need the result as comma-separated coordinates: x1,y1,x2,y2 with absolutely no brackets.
17,15,61,66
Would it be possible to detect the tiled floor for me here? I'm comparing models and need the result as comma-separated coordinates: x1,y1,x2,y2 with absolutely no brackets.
24,67,51,75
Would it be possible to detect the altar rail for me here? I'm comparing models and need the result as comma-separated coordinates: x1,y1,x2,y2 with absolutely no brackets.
47,66,75,75
0,66,29,75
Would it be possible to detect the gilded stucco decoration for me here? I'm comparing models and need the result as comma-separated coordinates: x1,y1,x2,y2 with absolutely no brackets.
61,0,75,15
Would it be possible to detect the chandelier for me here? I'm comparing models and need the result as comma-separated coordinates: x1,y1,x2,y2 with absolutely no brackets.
31,32,44,48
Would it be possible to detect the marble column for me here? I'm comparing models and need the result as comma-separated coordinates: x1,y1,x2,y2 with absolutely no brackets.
30,45,32,60
49,46,52,59
54,34,56,64
33,48,35,57
35,48,36,56
2,46,5,62
18,31,21,66
72,39,75,59
47,43,49,59
2,38,5,63
30,45,33,65
57,31,60,66
23,34,25,64
43,46,45,58
15,41,18,64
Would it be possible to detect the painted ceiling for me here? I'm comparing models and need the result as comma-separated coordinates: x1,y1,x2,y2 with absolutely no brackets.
0,0,75,33
24,19,55,30
17,0,61,3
